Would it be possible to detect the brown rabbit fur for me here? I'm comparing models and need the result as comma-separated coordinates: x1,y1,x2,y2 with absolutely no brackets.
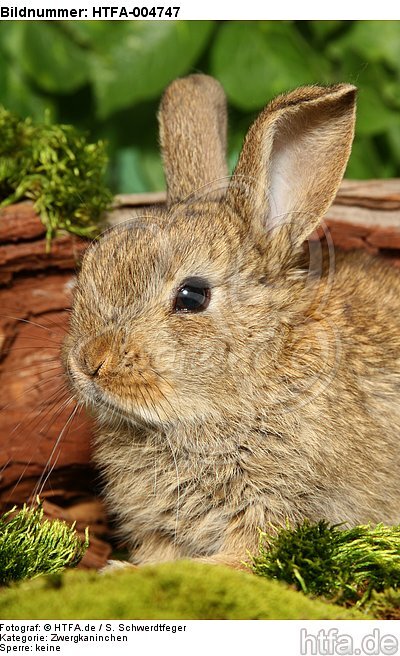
63,75,400,568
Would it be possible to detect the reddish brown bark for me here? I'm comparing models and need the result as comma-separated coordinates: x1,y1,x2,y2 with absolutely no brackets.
0,203,107,566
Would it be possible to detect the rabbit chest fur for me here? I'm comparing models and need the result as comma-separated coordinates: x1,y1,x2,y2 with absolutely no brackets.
64,75,400,566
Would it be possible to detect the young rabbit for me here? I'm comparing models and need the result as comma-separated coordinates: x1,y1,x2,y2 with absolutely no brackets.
63,74,400,567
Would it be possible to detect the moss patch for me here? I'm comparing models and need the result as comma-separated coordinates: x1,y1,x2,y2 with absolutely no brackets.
366,589,400,620
252,520,400,608
0,503,88,586
0,561,368,620
0,105,113,245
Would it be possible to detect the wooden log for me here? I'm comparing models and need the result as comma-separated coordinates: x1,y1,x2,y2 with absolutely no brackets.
0,179,399,568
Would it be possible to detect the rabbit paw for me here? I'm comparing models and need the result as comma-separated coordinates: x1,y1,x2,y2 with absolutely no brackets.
100,559,136,574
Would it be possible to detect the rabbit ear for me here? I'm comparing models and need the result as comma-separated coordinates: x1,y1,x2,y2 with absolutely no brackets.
227,84,357,257
158,74,229,205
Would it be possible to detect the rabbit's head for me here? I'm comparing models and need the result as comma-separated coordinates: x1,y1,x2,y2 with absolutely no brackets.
64,75,356,430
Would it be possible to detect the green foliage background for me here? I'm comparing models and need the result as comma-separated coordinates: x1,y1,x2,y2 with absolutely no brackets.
1,20,399,193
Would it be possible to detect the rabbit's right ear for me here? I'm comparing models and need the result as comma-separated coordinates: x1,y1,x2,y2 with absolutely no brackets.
158,74,229,205
226,84,357,264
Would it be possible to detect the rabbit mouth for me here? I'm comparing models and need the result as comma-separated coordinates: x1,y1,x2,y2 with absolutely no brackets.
65,354,173,428
89,384,160,429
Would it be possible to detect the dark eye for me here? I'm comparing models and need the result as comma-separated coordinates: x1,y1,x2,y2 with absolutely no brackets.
174,278,211,314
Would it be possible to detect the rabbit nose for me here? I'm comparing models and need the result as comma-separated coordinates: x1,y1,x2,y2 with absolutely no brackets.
78,335,113,378
82,354,107,377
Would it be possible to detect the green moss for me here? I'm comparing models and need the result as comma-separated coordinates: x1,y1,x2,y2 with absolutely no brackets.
0,561,367,620
366,588,400,619
252,520,400,607
0,106,113,246
0,503,88,586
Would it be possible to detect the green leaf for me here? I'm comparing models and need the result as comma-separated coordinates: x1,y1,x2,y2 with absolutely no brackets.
340,21,400,69
384,81,400,109
114,148,148,193
0,49,51,120
346,136,383,179
386,127,400,175
62,20,130,49
308,21,346,41
2,22,90,94
112,147,165,194
356,86,399,136
211,21,331,111
141,149,165,191
328,48,375,86
89,21,214,119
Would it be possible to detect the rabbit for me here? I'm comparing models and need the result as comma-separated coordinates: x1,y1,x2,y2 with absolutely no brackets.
63,74,400,568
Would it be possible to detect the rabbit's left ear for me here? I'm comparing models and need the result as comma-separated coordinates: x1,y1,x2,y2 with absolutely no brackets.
227,84,357,254
158,74,228,205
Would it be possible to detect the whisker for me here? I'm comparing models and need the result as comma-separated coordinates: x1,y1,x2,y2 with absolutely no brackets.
0,390,68,455
0,362,62,377
0,326,64,348
1,334,62,347
143,371,179,423
33,400,79,501
30,394,76,488
4,389,71,504
7,391,69,444
0,374,66,413
66,405,85,432
37,391,76,438
0,346,61,357
35,313,69,334
0,305,70,334
0,314,58,333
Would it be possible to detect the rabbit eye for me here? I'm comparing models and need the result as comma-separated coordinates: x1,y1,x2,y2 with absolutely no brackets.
174,278,211,314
